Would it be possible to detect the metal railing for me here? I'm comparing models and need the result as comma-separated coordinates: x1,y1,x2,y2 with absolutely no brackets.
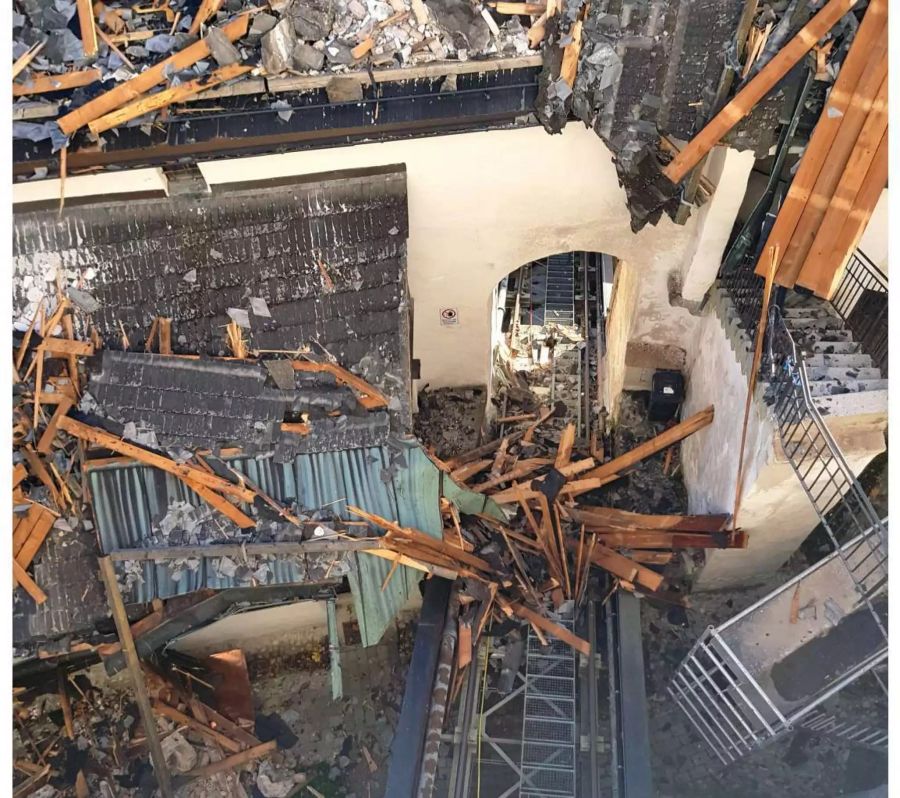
765,308,888,634
669,525,888,765
830,250,888,376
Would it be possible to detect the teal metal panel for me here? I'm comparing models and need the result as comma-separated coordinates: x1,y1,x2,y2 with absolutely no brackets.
87,438,503,647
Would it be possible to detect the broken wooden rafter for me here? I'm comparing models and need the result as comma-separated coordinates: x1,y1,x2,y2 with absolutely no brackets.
450,458,493,484
757,0,886,287
581,405,714,483
88,63,252,134
291,360,388,410
560,505,730,532
488,1,547,13
56,13,250,134
184,741,277,779
153,701,243,753
12,40,47,79
503,599,589,655
76,0,98,55
58,416,256,503
12,69,102,97
14,561,47,605
663,0,860,184
593,530,748,550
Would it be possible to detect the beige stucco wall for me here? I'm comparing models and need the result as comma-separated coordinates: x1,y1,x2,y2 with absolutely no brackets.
603,259,640,415
683,301,886,589
13,126,753,398
858,188,888,272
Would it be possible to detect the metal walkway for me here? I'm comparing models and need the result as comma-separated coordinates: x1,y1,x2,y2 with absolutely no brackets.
529,254,576,327
520,616,577,797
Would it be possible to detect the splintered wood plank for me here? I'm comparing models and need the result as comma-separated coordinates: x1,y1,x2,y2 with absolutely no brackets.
13,505,49,558
580,406,714,483
561,505,730,532
450,458,493,484
88,64,252,134
291,360,388,409
182,477,256,529
759,0,886,285
12,40,47,79
37,398,73,456
577,540,665,592
58,417,256,503
56,13,250,134
76,0,98,55
663,0,859,183
811,131,888,299
21,447,63,509
184,741,276,779
13,463,27,489
796,78,889,294
506,600,589,655
443,432,525,470
14,561,47,604
13,69,102,96
153,702,244,753
39,337,94,357
773,34,888,285
15,508,56,569
594,530,747,549
471,458,552,493
554,423,576,469
559,19,583,87
489,1,547,13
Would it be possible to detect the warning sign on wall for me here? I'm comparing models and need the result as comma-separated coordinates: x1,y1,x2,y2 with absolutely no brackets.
440,308,459,326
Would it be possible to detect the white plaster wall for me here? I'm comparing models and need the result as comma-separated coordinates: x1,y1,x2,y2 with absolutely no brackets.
12,167,169,203
683,304,886,589
12,127,753,395
858,188,888,272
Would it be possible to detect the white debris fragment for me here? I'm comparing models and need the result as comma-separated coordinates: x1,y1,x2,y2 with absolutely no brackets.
227,307,251,328
183,268,197,283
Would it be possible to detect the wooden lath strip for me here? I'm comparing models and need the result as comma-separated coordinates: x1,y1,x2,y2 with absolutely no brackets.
291,360,388,409
13,69,102,96
58,416,256,503
56,13,250,134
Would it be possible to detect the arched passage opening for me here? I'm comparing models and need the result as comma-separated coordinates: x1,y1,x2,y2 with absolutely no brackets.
489,251,618,448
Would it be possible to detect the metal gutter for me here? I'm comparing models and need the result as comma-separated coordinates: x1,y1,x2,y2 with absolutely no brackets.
608,591,654,798
384,576,453,798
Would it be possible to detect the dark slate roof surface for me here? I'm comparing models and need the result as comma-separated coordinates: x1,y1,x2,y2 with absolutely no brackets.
13,169,412,429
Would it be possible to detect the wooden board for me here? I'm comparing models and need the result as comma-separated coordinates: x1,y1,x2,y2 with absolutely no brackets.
771,33,888,285
13,69,101,96
758,0,886,285
56,13,249,134
14,561,47,604
809,130,888,299
76,0,98,55
561,506,730,532
662,0,859,183
291,360,388,409
796,76,889,294
58,416,256,503
88,64,252,134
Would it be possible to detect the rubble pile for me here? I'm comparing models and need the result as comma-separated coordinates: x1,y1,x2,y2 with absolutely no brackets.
361,399,747,681
12,0,534,148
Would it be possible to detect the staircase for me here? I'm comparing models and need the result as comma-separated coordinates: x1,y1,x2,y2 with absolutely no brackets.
780,294,888,418
529,254,576,327
708,284,888,420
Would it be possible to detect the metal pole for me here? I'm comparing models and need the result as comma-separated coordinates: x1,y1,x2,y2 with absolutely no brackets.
587,599,600,798
97,557,175,798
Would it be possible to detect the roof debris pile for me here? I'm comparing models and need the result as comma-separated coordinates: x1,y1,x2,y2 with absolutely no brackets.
535,0,870,230
350,402,748,666
12,0,535,147
13,614,305,797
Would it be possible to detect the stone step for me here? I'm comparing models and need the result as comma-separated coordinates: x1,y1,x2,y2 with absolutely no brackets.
806,378,889,398
784,316,847,331
781,305,840,320
805,352,874,369
813,389,889,418
805,340,863,355
806,366,883,382
792,328,855,343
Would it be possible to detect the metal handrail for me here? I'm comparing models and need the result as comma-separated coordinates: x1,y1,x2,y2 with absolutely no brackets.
765,306,887,639
829,249,888,376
